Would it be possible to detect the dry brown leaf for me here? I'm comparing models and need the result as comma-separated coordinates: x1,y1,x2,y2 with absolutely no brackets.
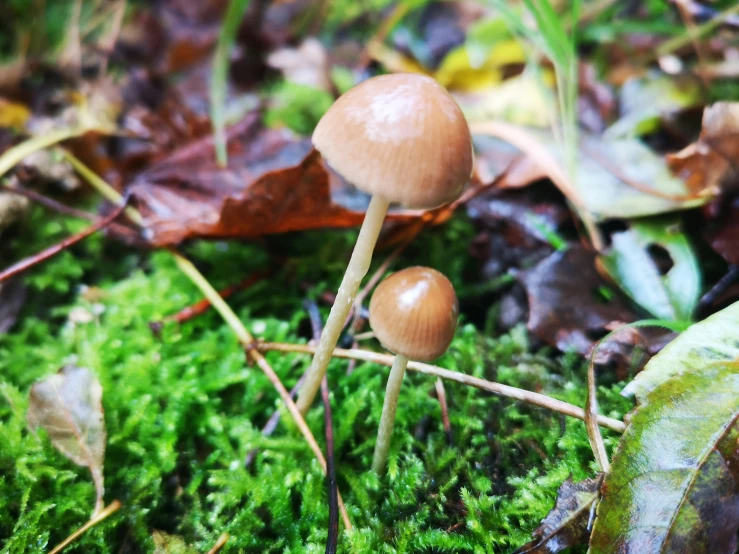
27,365,106,516
130,113,423,246
667,102,739,195
514,477,600,554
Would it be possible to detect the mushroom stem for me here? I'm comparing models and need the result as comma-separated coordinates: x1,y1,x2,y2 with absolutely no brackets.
372,354,409,474
297,194,391,414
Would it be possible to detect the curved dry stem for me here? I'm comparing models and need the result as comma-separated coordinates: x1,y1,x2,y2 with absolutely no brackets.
258,342,627,433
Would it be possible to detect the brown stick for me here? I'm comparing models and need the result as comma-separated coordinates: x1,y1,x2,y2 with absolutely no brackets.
48,500,121,554
256,342,627,433
205,532,230,554
0,197,129,284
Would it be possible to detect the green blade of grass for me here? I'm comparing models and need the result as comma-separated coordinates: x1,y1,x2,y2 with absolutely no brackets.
211,0,251,168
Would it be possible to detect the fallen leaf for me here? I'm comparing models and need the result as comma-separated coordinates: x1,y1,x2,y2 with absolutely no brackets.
130,113,422,246
0,97,31,130
152,530,199,554
470,123,708,220
605,71,703,139
622,301,739,402
27,365,106,516
520,246,637,355
514,477,600,554
590,301,739,554
667,102,739,195
598,217,701,321
0,279,26,334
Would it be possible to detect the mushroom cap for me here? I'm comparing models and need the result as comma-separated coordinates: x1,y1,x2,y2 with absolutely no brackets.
312,74,473,209
369,266,458,361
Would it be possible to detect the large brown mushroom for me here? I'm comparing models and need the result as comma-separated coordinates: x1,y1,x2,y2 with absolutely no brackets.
296,74,473,414
368,266,459,474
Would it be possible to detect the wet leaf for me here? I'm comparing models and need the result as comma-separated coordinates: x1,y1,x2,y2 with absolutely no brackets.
130,113,421,246
152,530,199,554
590,302,739,553
27,365,106,515
622,301,739,402
521,246,637,355
471,125,707,220
605,71,703,139
515,477,600,554
598,218,701,321
707,196,739,265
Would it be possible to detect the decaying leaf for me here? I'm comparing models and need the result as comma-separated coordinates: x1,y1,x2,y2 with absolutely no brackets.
152,530,199,554
667,102,739,195
707,196,739,265
598,218,701,321
521,246,637,355
590,301,739,553
515,477,600,554
27,365,106,516
130,113,422,246
470,124,707,221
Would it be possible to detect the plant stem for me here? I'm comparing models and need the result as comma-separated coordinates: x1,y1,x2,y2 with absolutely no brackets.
372,354,409,474
297,194,390,414
48,500,121,554
0,128,84,179
258,342,627,433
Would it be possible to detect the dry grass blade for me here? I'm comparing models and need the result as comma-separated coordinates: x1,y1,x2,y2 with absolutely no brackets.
585,355,610,472
48,500,121,554
205,532,230,554
256,342,626,433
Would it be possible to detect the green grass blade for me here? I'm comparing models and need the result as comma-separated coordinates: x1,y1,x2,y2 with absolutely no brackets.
211,0,251,168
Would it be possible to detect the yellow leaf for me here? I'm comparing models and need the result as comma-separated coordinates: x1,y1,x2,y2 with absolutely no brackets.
0,98,31,130
367,42,428,76
435,39,526,92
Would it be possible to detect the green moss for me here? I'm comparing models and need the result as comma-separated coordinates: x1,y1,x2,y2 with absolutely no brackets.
0,208,632,552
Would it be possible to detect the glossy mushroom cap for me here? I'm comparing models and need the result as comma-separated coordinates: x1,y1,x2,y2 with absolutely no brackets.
312,74,473,209
369,267,458,361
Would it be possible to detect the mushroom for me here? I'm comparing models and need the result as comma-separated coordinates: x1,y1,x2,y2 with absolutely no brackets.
296,73,473,414
368,266,458,474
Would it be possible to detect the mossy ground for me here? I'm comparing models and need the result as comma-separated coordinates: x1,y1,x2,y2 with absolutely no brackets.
0,207,632,553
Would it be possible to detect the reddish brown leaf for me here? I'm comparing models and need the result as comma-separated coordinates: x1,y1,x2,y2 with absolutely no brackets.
130,113,421,246
667,102,739,196
708,197,739,265
27,366,106,516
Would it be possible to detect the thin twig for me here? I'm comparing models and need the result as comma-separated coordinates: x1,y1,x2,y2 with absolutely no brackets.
1,185,137,239
205,532,230,554
65,152,352,531
435,378,453,446
255,342,627,433
0,196,129,284
305,299,340,554
244,372,307,468
48,500,121,554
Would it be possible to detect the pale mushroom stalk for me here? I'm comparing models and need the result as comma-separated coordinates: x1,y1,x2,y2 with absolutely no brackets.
369,266,459,474
296,74,473,414
372,353,409,473
296,194,389,414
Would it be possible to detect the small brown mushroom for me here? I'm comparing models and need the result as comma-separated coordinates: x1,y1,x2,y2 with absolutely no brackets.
368,266,459,473
296,74,473,414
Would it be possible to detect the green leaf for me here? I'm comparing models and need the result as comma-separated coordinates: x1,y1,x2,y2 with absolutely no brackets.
599,218,701,321
590,302,739,554
622,301,739,402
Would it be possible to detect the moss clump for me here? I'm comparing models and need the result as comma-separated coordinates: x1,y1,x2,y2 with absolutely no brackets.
0,208,631,552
